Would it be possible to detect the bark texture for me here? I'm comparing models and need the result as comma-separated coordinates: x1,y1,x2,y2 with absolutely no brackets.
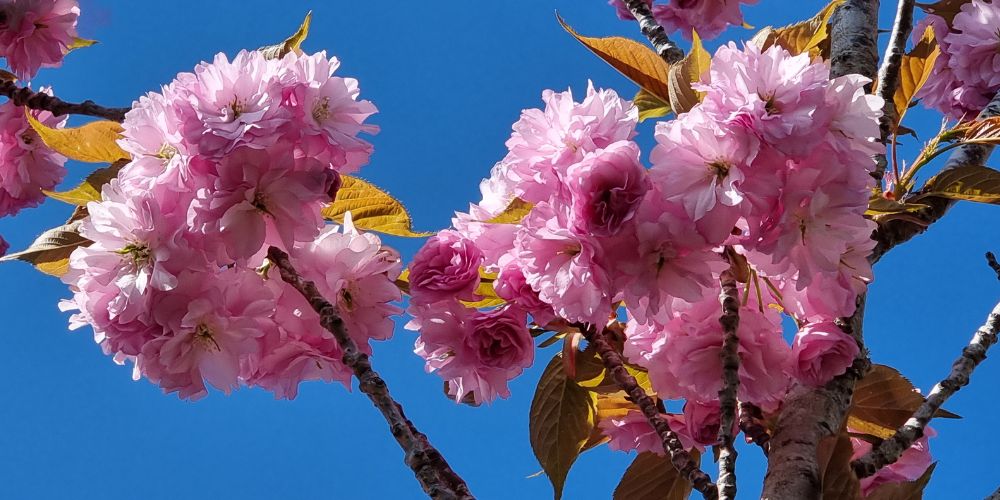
621,0,684,64
716,264,741,500
0,80,130,122
872,0,915,181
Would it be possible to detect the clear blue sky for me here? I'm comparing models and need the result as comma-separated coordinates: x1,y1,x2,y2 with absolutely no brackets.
0,1,997,498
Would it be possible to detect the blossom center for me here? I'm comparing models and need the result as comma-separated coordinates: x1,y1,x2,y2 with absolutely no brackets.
156,143,178,160
760,93,780,114
340,287,355,312
193,323,221,351
118,242,151,267
228,98,245,120
251,190,271,213
559,242,582,257
708,159,732,181
312,97,331,123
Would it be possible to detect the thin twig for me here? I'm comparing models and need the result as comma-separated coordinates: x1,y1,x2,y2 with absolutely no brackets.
581,325,719,499
621,0,684,64
0,80,130,122
738,402,770,456
267,247,474,500
716,255,741,500
986,252,1000,280
851,298,1000,478
872,0,916,182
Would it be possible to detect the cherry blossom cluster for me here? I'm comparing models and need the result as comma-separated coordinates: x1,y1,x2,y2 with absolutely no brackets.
0,0,80,80
0,90,65,217
60,48,398,400
917,0,1000,120
407,41,881,435
608,0,756,40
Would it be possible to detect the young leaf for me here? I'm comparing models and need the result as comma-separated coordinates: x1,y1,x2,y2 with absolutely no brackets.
321,175,432,237
530,353,597,500
818,431,862,500
557,14,671,104
259,11,313,59
26,112,129,163
959,116,1000,144
753,0,844,58
67,37,98,51
0,221,90,277
43,160,127,205
666,30,710,114
633,89,672,122
866,196,929,217
613,451,696,500
850,365,959,434
865,463,936,500
920,165,1000,204
893,26,939,131
461,270,506,309
485,197,534,224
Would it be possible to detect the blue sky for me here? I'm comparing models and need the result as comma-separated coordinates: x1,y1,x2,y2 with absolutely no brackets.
0,1,997,498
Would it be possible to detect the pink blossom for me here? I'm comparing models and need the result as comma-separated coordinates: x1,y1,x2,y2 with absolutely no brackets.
600,410,667,455
680,400,725,447
0,96,66,216
779,236,875,323
137,268,276,400
494,260,556,326
790,321,860,387
607,0,754,40
851,426,936,496
514,202,613,326
408,229,483,304
563,140,649,237
0,0,79,79
503,82,637,202
408,301,533,404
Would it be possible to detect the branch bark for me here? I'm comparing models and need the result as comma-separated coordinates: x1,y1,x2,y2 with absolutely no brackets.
266,247,474,500
738,402,770,456
762,3,880,497
582,325,719,499
716,262,741,500
0,80,130,122
621,0,684,64
851,256,1000,477
872,0,916,182
874,90,1000,262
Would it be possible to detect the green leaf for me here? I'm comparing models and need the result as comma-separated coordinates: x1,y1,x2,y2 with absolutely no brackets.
752,0,843,58
921,165,1000,204
849,365,959,439
633,89,672,122
893,26,939,131
0,221,90,277
557,14,671,104
43,160,127,205
530,353,597,500
321,175,432,237
26,112,129,163
67,37,98,51
613,451,696,500
485,197,534,224
865,462,936,500
666,30,711,114
259,11,313,59
866,196,929,217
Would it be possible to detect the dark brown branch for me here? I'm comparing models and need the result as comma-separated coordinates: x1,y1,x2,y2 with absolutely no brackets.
716,259,741,500
851,297,1000,477
267,246,474,500
0,80,130,122
738,402,770,456
874,90,1000,262
581,325,719,499
987,252,1000,280
872,0,916,182
621,0,684,64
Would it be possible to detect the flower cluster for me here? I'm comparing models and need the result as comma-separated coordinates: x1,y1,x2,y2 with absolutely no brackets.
0,91,66,217
851,426,936,496
60,48,395,400
608,0,756,40
0,0,80,79
918,0,1000,120
407,42,881,419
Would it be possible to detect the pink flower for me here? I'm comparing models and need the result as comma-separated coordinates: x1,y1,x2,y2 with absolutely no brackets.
0,0,79,79
607,0,754,40
277,51,378,174
0,96,66,217
563,140,649,237
779,236,875,323
514,202,613,326
503,82,637,202
680,400,725,447
790,321,860,386
851,426,936,496
494,260,556,326
408,229,483,304
600,409,667,455
137,268,276,400
408,301,534,404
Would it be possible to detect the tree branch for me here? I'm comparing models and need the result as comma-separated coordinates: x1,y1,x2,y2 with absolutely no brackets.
872,0,916,182
716,260,741,500
0,80,130,122
581,325,719,499
266,247,474,500
987,251,1000,279
874,90,1000,262
621,0,684,64
738,402,770,456
851,254,1000,477
763,5,880,496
